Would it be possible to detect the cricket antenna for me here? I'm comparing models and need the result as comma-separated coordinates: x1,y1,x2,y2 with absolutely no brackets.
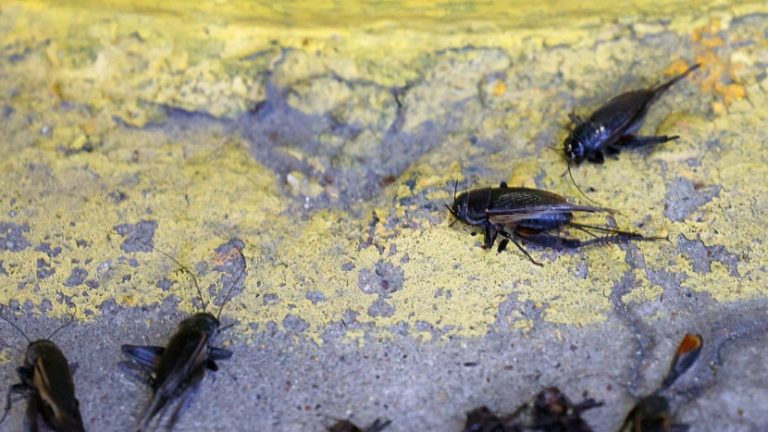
563,163,600,206
47,311,76,340
0,306,32,344
446,179,461,225
445,204,460,224
543,144,560,153
216,246,247,321
153,246,208,313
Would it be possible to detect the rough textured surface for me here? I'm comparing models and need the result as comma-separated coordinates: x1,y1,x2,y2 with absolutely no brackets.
1,1,767,431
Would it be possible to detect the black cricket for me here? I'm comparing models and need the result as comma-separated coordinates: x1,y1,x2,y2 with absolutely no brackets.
328,418,391,432
447,182,660,265
529,387,602,432
463,406,516,432
0,309,85,432
621,333,703,432
120,244,246,431
564,63,701,166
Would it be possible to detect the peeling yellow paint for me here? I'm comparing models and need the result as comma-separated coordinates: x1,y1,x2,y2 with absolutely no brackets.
0,350,11,366
0,0,767,344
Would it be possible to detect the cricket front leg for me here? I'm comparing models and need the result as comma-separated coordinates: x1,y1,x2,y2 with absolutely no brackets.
498,230,543,266
482,224,498,249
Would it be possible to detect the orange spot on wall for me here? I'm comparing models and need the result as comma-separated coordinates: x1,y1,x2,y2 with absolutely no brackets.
493,81,507,97
664,59,695,77
700,36,724,49
715,82,746,105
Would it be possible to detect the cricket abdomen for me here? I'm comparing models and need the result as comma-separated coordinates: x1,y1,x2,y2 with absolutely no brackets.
517,212,573,231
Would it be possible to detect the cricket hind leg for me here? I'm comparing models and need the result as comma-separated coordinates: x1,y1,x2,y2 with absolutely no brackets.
517,228,655,251
567,222,668,242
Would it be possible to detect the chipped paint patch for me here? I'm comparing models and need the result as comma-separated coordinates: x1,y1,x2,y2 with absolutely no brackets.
0,0,767,344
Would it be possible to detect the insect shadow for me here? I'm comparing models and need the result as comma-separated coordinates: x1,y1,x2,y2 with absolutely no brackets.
446,181,665,266
0,306,85,432
327,417,392,432
120,241,247,431
620,333,703,432
463,386,602,432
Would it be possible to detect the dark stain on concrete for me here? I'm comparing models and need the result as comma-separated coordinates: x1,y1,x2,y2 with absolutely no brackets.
664,177,720,222
114,220,158,253
210,238,248,310
367,298,395,318
64,267,88,287
0,222,30,252
156,277,174,292
263,293,279,306
358,261,404,297
676,234,740,276
305,290,326,304
35,242,62,258
36,257,55,280
283,314,310,334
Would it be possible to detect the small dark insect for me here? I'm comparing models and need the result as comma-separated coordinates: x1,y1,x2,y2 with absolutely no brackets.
329,418,391,432
447,182,662,265
463,387,600,432
463,406,517,432
0,308,85,432
564,63,701,166
121,244,246,431
530,387,602,432
620,333,703,432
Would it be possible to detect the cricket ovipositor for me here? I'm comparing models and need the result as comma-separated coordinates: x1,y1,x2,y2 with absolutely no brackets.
328,418,391,432
447,182,663,265
564,63,701,166
120,241,247,431
620,333,703,432
0,308,85,432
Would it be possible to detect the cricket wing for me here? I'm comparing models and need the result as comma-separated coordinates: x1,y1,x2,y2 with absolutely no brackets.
488,203,612,226
137,335,209,431
122,345,166,371
55,409,86,432
490,187,570,210
589,90,656,137
31,348,85,432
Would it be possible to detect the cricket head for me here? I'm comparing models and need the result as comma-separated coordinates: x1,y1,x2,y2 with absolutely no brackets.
180,312,220,337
